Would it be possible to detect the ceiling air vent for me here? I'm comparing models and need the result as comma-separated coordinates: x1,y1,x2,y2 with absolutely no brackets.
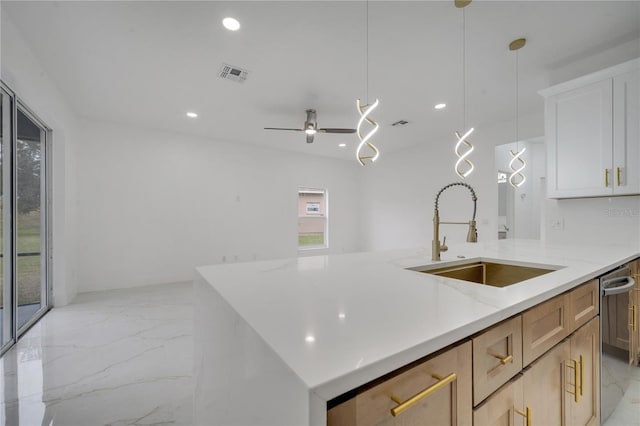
218,63,249,83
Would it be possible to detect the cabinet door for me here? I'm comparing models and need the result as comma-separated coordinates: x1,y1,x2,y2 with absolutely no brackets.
613,69,640,195
546,79,613,198
569,316,600,426
328,341,472,426
473,375,524,426
522,339,571,425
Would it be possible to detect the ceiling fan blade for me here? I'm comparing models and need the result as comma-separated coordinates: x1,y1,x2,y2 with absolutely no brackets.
264,127,304,131
317,128,357,134
306,133,315,144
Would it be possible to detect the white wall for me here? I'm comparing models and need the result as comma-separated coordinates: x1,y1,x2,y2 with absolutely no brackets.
545,196,640,245
1,12,79,306
75,119,362,293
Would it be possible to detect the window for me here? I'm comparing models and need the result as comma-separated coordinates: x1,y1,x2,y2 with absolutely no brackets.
298,188,327,250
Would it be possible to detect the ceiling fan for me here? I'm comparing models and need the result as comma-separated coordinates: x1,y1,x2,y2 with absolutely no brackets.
264,109,356,143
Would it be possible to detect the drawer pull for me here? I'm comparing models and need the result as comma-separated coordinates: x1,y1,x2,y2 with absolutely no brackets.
605,169,610,187
390,372,457,417
492,353,513,365
630,305,637,332
515,406,532,426
566,358,581,402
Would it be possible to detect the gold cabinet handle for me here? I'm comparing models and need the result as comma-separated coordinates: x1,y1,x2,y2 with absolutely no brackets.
492,353,513,365
617,167,622,186
515,406,532,426
630,305,637,332
579,355,584,397
605,169,610,187
390,372,456,417
566,358,580,402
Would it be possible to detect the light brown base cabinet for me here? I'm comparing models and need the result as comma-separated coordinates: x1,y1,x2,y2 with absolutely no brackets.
327,281,600,426
473,314,599,426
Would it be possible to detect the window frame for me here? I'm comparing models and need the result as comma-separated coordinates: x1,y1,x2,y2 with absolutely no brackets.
297,187,328,252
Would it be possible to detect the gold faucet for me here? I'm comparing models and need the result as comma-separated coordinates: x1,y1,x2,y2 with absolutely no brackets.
432,182,478,261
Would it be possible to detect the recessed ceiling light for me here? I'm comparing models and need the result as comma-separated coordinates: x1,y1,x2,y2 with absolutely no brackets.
223,17,240,31
305,335,315,343
338,143,347,148
435,103,447,110
186,112,198,118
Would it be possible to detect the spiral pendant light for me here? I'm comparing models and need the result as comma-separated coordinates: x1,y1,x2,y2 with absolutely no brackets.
356,98,380,165
509,38,527,188
454,2,474,180
355,0,380,166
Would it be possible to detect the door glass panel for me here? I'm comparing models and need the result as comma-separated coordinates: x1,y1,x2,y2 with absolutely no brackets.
1,90,13,348
16,109,44,330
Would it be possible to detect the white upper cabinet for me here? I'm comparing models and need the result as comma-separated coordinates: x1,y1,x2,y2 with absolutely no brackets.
540,59,640,198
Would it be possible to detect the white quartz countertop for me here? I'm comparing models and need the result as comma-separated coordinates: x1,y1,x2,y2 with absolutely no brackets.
196,239,639,401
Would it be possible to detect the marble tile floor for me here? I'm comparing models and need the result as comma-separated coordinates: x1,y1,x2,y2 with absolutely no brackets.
602,352,640,426
0,282,193,426
1,281,638,425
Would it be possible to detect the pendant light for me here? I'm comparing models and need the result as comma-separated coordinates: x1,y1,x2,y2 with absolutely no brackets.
453,0,474,179
509,38,527,188
356,0,380,166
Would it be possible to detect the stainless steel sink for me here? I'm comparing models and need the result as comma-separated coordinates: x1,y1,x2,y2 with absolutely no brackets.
408,259,561,288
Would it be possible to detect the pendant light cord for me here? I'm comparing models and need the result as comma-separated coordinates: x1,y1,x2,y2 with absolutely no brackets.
516,49,519,146
366,0,369,105
462,7,466,130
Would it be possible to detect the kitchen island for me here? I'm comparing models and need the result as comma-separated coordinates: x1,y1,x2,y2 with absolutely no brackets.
193,239,639,425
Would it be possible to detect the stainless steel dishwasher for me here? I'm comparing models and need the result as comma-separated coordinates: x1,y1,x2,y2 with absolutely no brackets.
600,265,636,424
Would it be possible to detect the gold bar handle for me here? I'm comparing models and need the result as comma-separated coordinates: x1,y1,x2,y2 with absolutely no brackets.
390,372,457,417
492,353,513,365
515,406,532,426
566,359,580,403
617,167,622,186
579,355,584,396
605,169,610,188
630,305,637,332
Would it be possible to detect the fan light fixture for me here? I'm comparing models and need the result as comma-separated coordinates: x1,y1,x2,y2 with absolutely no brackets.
355,1,380,166
222,17,240,31
508,38,527,188
453,0,474,180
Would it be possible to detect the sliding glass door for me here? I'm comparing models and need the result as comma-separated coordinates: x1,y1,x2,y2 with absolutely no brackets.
1,87,13,351
0,82,50,356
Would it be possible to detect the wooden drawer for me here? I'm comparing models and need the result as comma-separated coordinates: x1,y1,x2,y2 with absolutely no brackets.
327,341,472,426
522,292,570,366
473,375,523,426
472,315,523,405
568,279,599,332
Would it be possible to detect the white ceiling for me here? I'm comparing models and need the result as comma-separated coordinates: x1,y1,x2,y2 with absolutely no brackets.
3,1,639,160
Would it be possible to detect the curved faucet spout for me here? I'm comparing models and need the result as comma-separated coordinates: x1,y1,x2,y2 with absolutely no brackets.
432,182,478,261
